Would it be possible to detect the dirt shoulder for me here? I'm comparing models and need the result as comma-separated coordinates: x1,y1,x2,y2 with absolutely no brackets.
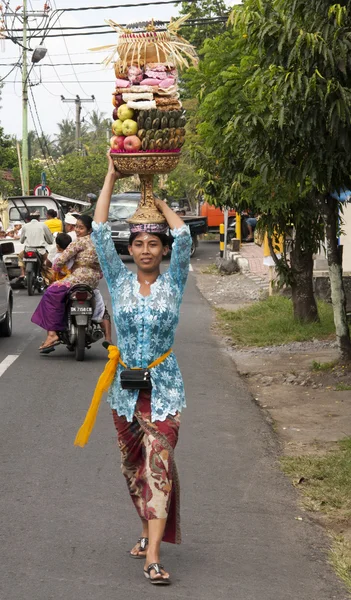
195,271,351,456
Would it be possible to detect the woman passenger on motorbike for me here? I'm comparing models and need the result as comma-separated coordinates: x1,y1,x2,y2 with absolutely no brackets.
31,215,103,352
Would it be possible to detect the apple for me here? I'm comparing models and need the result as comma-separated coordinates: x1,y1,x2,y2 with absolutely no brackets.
122,119,138,136
110,135,125,150
124,135,142,152
112,119,124,135
117,104,134,121
112,107,118,120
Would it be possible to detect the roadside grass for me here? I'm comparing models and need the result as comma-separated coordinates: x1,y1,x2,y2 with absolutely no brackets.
217,296,336,347
281,439,351,591
336,383,351,391
312,360,338,372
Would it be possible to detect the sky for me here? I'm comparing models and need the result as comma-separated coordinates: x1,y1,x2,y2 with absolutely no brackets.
0,0,242,140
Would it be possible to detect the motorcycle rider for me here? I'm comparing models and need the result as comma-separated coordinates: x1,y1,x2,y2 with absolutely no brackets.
18,212,54,280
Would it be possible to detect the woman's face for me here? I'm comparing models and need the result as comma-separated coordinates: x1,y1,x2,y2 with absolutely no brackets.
129,233,168,272
75,219,91,238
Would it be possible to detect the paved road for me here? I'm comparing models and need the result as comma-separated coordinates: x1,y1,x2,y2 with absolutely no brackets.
0,246,347,599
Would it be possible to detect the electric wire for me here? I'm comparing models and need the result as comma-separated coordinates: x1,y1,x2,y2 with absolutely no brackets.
50,0,90,97
62,0,198,11
28,85,60,178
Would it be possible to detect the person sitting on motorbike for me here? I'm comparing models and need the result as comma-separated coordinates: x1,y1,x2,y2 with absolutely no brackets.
45,209,63,234
64,213,78,241
31,215,111,351
46,232,74,283
18,212,54,280
48,232,110,333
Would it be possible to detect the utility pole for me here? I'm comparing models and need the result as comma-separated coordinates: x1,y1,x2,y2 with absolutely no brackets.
61,95,95,153
4,3,48,195
22,0,29,195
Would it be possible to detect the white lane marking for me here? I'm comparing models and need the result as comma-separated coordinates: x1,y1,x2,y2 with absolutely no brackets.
13,311,33,314
0,355,19,378
14,290,20,294
189,264,193,272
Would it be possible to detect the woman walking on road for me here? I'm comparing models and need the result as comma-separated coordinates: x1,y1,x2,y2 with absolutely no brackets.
83,156,191,584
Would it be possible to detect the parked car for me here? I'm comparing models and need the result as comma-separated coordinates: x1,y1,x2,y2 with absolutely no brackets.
109,192,208,258
0,241,14,337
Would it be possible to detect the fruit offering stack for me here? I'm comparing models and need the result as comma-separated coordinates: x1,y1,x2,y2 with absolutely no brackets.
110,62,187,154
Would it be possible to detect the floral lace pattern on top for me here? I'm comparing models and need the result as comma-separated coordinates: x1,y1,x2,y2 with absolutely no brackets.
91,221,192,422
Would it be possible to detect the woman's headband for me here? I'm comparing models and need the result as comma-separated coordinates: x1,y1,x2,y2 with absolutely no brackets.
129,222,168,234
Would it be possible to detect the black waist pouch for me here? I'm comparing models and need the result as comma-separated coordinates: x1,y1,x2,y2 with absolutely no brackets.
120,369,152,390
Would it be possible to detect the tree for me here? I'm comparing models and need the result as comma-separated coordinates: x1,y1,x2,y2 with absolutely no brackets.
50,143,116,200
86,109,111,145
228,0,351,359
178,0,229,49
185,30,324,322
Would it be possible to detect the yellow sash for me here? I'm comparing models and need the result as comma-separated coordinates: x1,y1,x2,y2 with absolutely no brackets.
74,345,172,447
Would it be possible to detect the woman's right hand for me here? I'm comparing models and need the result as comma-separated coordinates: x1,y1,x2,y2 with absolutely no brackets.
107,152,125,181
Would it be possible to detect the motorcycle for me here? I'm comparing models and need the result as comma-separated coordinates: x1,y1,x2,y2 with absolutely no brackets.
23,246,46,296
57,284,104,361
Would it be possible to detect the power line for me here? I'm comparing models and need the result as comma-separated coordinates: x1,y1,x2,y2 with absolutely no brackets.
0,61,21,82
5,17,228,39
9,16,228,33
28,85,59,178
62,0,198,11
51,0,89,97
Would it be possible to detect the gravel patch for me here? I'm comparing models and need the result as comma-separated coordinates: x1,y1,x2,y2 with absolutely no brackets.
195,272,266,310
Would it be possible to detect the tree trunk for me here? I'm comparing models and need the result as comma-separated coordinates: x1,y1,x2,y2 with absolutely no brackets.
290,226,319,323
323,196,351,361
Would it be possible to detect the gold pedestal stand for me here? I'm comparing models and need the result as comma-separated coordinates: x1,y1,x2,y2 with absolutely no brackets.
111,152,180,224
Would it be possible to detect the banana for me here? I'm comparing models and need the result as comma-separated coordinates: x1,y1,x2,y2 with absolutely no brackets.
141,138,149,150
144,116,152,130
137,129,146,140
152,118,160,129
177,116,186,127
137,114,144,129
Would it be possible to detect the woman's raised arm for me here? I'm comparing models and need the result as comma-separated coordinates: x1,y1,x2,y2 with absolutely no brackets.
94,154,124,223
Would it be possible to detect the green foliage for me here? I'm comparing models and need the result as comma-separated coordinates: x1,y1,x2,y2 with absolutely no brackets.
50,143,113,200
178,0,229,49
311,360,338,372
229,0,351,193
217,296,335,347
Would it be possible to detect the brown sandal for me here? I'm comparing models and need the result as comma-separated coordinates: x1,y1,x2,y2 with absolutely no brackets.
144,563,171,585
130,537,148,559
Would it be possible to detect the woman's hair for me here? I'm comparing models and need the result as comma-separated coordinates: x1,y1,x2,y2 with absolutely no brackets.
47,209,57,218
77,214,93,231
56,232,72,250
129,231,170,247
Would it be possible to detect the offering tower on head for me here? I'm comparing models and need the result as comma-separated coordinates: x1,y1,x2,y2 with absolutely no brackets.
91,17,198,224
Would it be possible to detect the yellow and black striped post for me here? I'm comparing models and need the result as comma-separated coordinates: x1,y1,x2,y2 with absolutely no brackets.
219,223,225,258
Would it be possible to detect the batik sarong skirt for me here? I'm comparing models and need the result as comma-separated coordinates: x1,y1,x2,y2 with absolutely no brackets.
112,390,181,544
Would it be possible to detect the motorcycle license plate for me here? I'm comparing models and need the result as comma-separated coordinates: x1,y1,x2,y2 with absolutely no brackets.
24,258,37,262
70,306,93,314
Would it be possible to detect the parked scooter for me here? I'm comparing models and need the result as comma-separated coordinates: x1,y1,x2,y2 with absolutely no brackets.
23,247,46,295
57,284,104,361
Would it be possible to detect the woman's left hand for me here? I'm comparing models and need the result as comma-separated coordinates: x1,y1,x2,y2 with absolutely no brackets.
154,198,168,214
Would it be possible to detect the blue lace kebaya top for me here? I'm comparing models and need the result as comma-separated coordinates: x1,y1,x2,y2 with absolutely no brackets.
91,221,192,422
